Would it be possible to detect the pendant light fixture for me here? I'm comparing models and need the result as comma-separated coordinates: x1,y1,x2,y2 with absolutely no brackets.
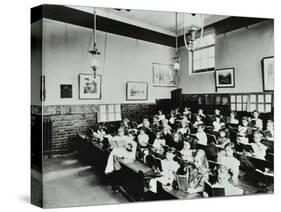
89,8,101,78
183,13,204,52
173,12,180,71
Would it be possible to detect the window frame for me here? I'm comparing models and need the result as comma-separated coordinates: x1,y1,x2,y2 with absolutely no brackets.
189,35,216,75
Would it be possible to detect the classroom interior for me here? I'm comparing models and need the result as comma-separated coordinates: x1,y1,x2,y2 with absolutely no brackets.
31,4,274,208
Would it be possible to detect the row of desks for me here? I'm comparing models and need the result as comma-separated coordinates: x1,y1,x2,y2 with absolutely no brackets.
75,136,204,201
75,135,266,202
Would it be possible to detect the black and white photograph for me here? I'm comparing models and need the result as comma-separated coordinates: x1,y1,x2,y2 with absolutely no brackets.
79,74,101,99
30,3,274,209
60,84,72,98
126,82,148,100
215,68,235,88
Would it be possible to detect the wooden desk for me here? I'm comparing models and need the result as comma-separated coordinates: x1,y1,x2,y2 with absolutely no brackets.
156,181,201,200
118,159,153,201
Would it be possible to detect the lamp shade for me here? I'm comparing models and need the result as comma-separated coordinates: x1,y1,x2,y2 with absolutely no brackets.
90,56,100,70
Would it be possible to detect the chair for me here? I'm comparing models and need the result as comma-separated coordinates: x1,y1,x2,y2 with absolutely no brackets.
206,133,217,145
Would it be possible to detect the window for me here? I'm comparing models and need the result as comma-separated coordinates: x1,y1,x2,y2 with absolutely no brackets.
191,33,215,74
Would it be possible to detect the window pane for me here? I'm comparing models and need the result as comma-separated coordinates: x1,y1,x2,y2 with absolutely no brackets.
201,59,208,69
208,46,215,57
192,33,215,74
208,57,215,68
200,48,208,59
193,51,200,60
193,60,201,70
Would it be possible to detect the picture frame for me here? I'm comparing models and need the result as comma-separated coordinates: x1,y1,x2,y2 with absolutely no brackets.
215,68,235,88
126,81,148,100
261,56,274,91
152,63,179,87
60,84,72,98
79,74,101,99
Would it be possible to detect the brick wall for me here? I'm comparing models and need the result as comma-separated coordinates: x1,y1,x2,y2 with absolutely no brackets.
40,103,157,156
121,103,157,123
44,113,97,155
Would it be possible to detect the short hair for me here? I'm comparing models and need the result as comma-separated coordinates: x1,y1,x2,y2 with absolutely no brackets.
242,116,248,121
230,111,237,116
253,130,264,138
253,110,260,114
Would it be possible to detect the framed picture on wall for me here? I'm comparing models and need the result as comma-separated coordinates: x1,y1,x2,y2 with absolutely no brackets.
261,56,274,91
152,63,179,87
60,84,72,98
79,74,101,99
215,68,235,88
126,81,148,100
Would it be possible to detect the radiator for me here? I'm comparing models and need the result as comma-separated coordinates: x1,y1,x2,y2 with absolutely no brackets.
43,119,52,157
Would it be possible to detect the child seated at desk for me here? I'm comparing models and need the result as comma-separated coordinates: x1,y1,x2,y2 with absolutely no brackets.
151,115,160,133
213,115,225,132
169,110,176,125
250,131,267,160
149,150,180,193
217,143,240,184
209,165,243,196
264,119,274,141
227,111,239,125
161,119,172,132
195,124,208,146
249,110,263,130
193,115,204,129
169,132,184,150
152,131,166,154
137,127,149,148
177,120,190,135
157,110,166,121
198,109,206,119
216,128,231,149
185,149,209,193
92,124,106,142
237,117,252,144
105,129,137,174
180,140,193,162
109,127,130,149
138,117,150,129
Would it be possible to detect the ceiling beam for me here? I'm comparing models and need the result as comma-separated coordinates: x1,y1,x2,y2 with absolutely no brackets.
31,4,175,47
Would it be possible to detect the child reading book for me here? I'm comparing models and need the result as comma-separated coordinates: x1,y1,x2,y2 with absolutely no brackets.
105,129,137,174
185,149,209,193
210,165,243,196
217,143,240,184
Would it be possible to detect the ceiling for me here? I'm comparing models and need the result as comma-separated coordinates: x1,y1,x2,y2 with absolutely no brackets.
67,5,229,36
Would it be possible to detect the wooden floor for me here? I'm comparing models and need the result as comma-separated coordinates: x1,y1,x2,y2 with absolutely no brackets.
41,155,128,208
